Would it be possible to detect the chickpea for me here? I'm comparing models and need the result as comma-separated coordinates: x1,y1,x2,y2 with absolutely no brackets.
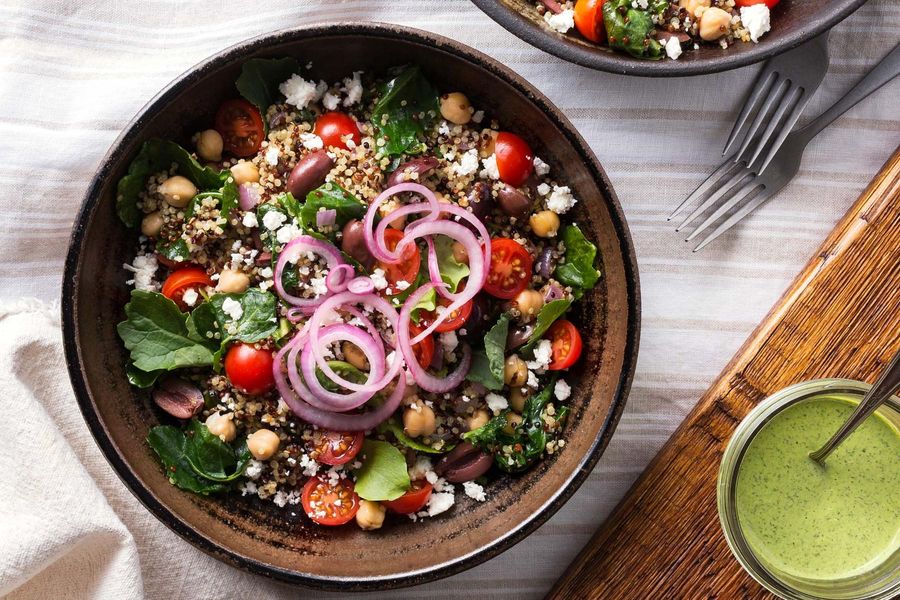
467,408,491,431
216,269,250,294
514,289,545,319
452,241,469,265
509,387,531,413
355,500,386,531
230,161,260,185
699,7,731,41
403,403,437,437
196,129,223,162
158,175,197,208
529,210,561,238
247,429,280,460
479,129,499,158
379,200,406,229
679,0,709,17
140,211,164,238
439,92,473,125
205,411,237,442
504,355,528,387
342,341,370,371
503,412,524,435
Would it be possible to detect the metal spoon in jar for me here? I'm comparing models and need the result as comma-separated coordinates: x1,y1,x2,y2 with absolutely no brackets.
809,349,900,463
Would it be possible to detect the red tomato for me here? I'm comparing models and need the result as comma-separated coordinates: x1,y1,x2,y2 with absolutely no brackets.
377,228,420,293
382,480,433,514
161,267,212,311
314,112,361,150
214,99,264,158
224,343,275,395
301,476,360,526
309,430,364,466
546,320,583,371
419,297,473,333
494,132,534,187
574,0,607,43
483,238,534,300
409,323,435,370
735,0,780,7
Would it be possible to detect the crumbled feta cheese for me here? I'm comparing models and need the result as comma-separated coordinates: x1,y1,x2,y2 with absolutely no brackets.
545,185,577,214
299,132,324,150
273,491,288,507
463,481,486,502
471,110,484,124
554,379,572,401
425,492,455,517
526,339,554,371
408,455,433,480
480,154,500,180
537,182,551,197
181,287,199,307
245,460,264,480
123,254,159,291
424,470,439,485
395,280,411,291
452,149,480,177
265,145,280,166
221,297,243,321
310,275,328,297
259,266,273,278
262,210,287,230
438,121,452,136
664,36,683,60
276,223,303,244
279,74,323,109
526,370,539,389
485,392,508,415
544,8,575,33
322,91,340,111
242,211,258,228
740,5,771,43
240,481,258,496
370,268,388,290
440,331,459,354
341,71,363,106
533,156,550,176
299,453,320,477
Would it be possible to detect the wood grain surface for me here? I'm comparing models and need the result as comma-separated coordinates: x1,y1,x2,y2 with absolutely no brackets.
548,146,900,600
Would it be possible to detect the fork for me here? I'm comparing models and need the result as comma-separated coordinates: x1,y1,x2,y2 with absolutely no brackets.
675,42,900,252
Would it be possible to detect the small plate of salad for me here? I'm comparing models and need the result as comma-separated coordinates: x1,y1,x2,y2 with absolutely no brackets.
63,24,639,589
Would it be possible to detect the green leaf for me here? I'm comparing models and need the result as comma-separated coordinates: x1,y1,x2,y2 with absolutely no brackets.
603,0,664,60
372,65,439,157
147,425,228,494
521,299,572,355
117,290,214,373
315,360,368,393
189,289,278,367
434,235,469,293
465,314,509,390
126,363,162,388
378,419,454,454
298,184,366,238
219,175,239,217
235,57,300,117
461,413,509,447
353,439,411,501
409,287,437,324
156,238,190,263
555,225,601,294
183,420,251,482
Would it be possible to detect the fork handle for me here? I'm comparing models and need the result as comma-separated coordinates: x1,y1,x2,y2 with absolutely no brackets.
799,42,900,142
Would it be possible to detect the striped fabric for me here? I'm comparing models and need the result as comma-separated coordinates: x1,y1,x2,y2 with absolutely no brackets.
0,1,896,597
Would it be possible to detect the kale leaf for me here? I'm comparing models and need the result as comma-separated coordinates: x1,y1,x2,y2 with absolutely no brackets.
235,57,300,117
298,184,367,238
521,299,572,355
555,225,601,296
182,420,252,482
378,419,454,454
353,440,411,501
147,425,228,494
372,65,439,157
603,0,664,60
465,313,510,390
189,289,278,366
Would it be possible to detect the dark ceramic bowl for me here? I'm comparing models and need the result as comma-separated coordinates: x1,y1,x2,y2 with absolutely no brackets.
472,0,867,77
61,23,640,590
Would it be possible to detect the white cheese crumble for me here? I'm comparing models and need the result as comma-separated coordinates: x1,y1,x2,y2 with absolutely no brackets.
221,297,243,321
341,71,364,106
425,492,455,517
485,392,508,415
322,91,340,111
299,132,324,150
245,460,264,480
463,481,487,502
440,331,459,354
264,145,280,166
241,211,258,228
408,455,433,480
395,280,411,291
181,287,199,307
262,210,287,231
527,370,540,389
452,149,480,177
554,379,572,401
546,185,578,214
370,268,388,290
740,4,771,43
544,8,575,33
276,223,303,244
526,339,554,371
471,110,484,124
299,453,320,477
664,36,683,60
310,275,328,297
259,266,273,278
533,156,550,176
123,254,159,291
480,154,500,180
279,74,324,109
537,182,551,196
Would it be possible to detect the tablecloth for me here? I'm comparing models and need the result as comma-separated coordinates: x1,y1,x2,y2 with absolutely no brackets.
0,0,897,598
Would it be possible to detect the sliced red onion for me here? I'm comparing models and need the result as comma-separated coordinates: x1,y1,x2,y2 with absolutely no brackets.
363,183,440,263
543,283,567,302
274,235,343,308
540,0,563,15
316,208,337,229
326,264,355,294
347,276,375,295
238,183,261,211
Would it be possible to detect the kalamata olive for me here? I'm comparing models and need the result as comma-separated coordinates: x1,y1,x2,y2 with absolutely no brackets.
152,377,204,419
287,150,334,199
460,294,492,341
341,219,375,269
386,156,439,188
497,184,531,219
434,442,494,483
507,324,534,350
467,181,493,222
535,247,556,279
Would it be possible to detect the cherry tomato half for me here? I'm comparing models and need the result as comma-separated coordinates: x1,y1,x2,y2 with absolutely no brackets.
314,112,361,150
382,480,433,514
309,430,364,466
409,323,435,370
419,296,473,333
735,0,780,8
574,0,607,43
483,238,534,300
161,267,212,311
224,343,275,395
377,228,420,293
546,319,583,371
494,132,534,187
214,99,264,158
301,475,361,526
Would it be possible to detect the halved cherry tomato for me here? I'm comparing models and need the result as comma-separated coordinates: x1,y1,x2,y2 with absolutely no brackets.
224,343,275,395
494,132,534,187
574,0,607,43
214,99,264,158
419,296,473,333
309,430,364,466
377,228,420,293
546,319,583,371
409,323,435,370
314,112,361,150
161,267,212,310
301,475,360,526
483,238,534,300
382,480,433,514
735,0,780,8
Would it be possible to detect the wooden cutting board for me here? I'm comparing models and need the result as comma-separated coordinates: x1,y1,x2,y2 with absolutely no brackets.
548,146,900,599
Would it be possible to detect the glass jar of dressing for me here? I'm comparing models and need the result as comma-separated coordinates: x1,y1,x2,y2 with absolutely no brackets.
718,379,900,600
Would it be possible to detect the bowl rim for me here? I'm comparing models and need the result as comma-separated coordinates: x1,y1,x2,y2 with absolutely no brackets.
60,21,641,590
470,0,867,77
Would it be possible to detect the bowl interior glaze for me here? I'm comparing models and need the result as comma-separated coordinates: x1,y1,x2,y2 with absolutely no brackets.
472,0,867,77
61,23,639,590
